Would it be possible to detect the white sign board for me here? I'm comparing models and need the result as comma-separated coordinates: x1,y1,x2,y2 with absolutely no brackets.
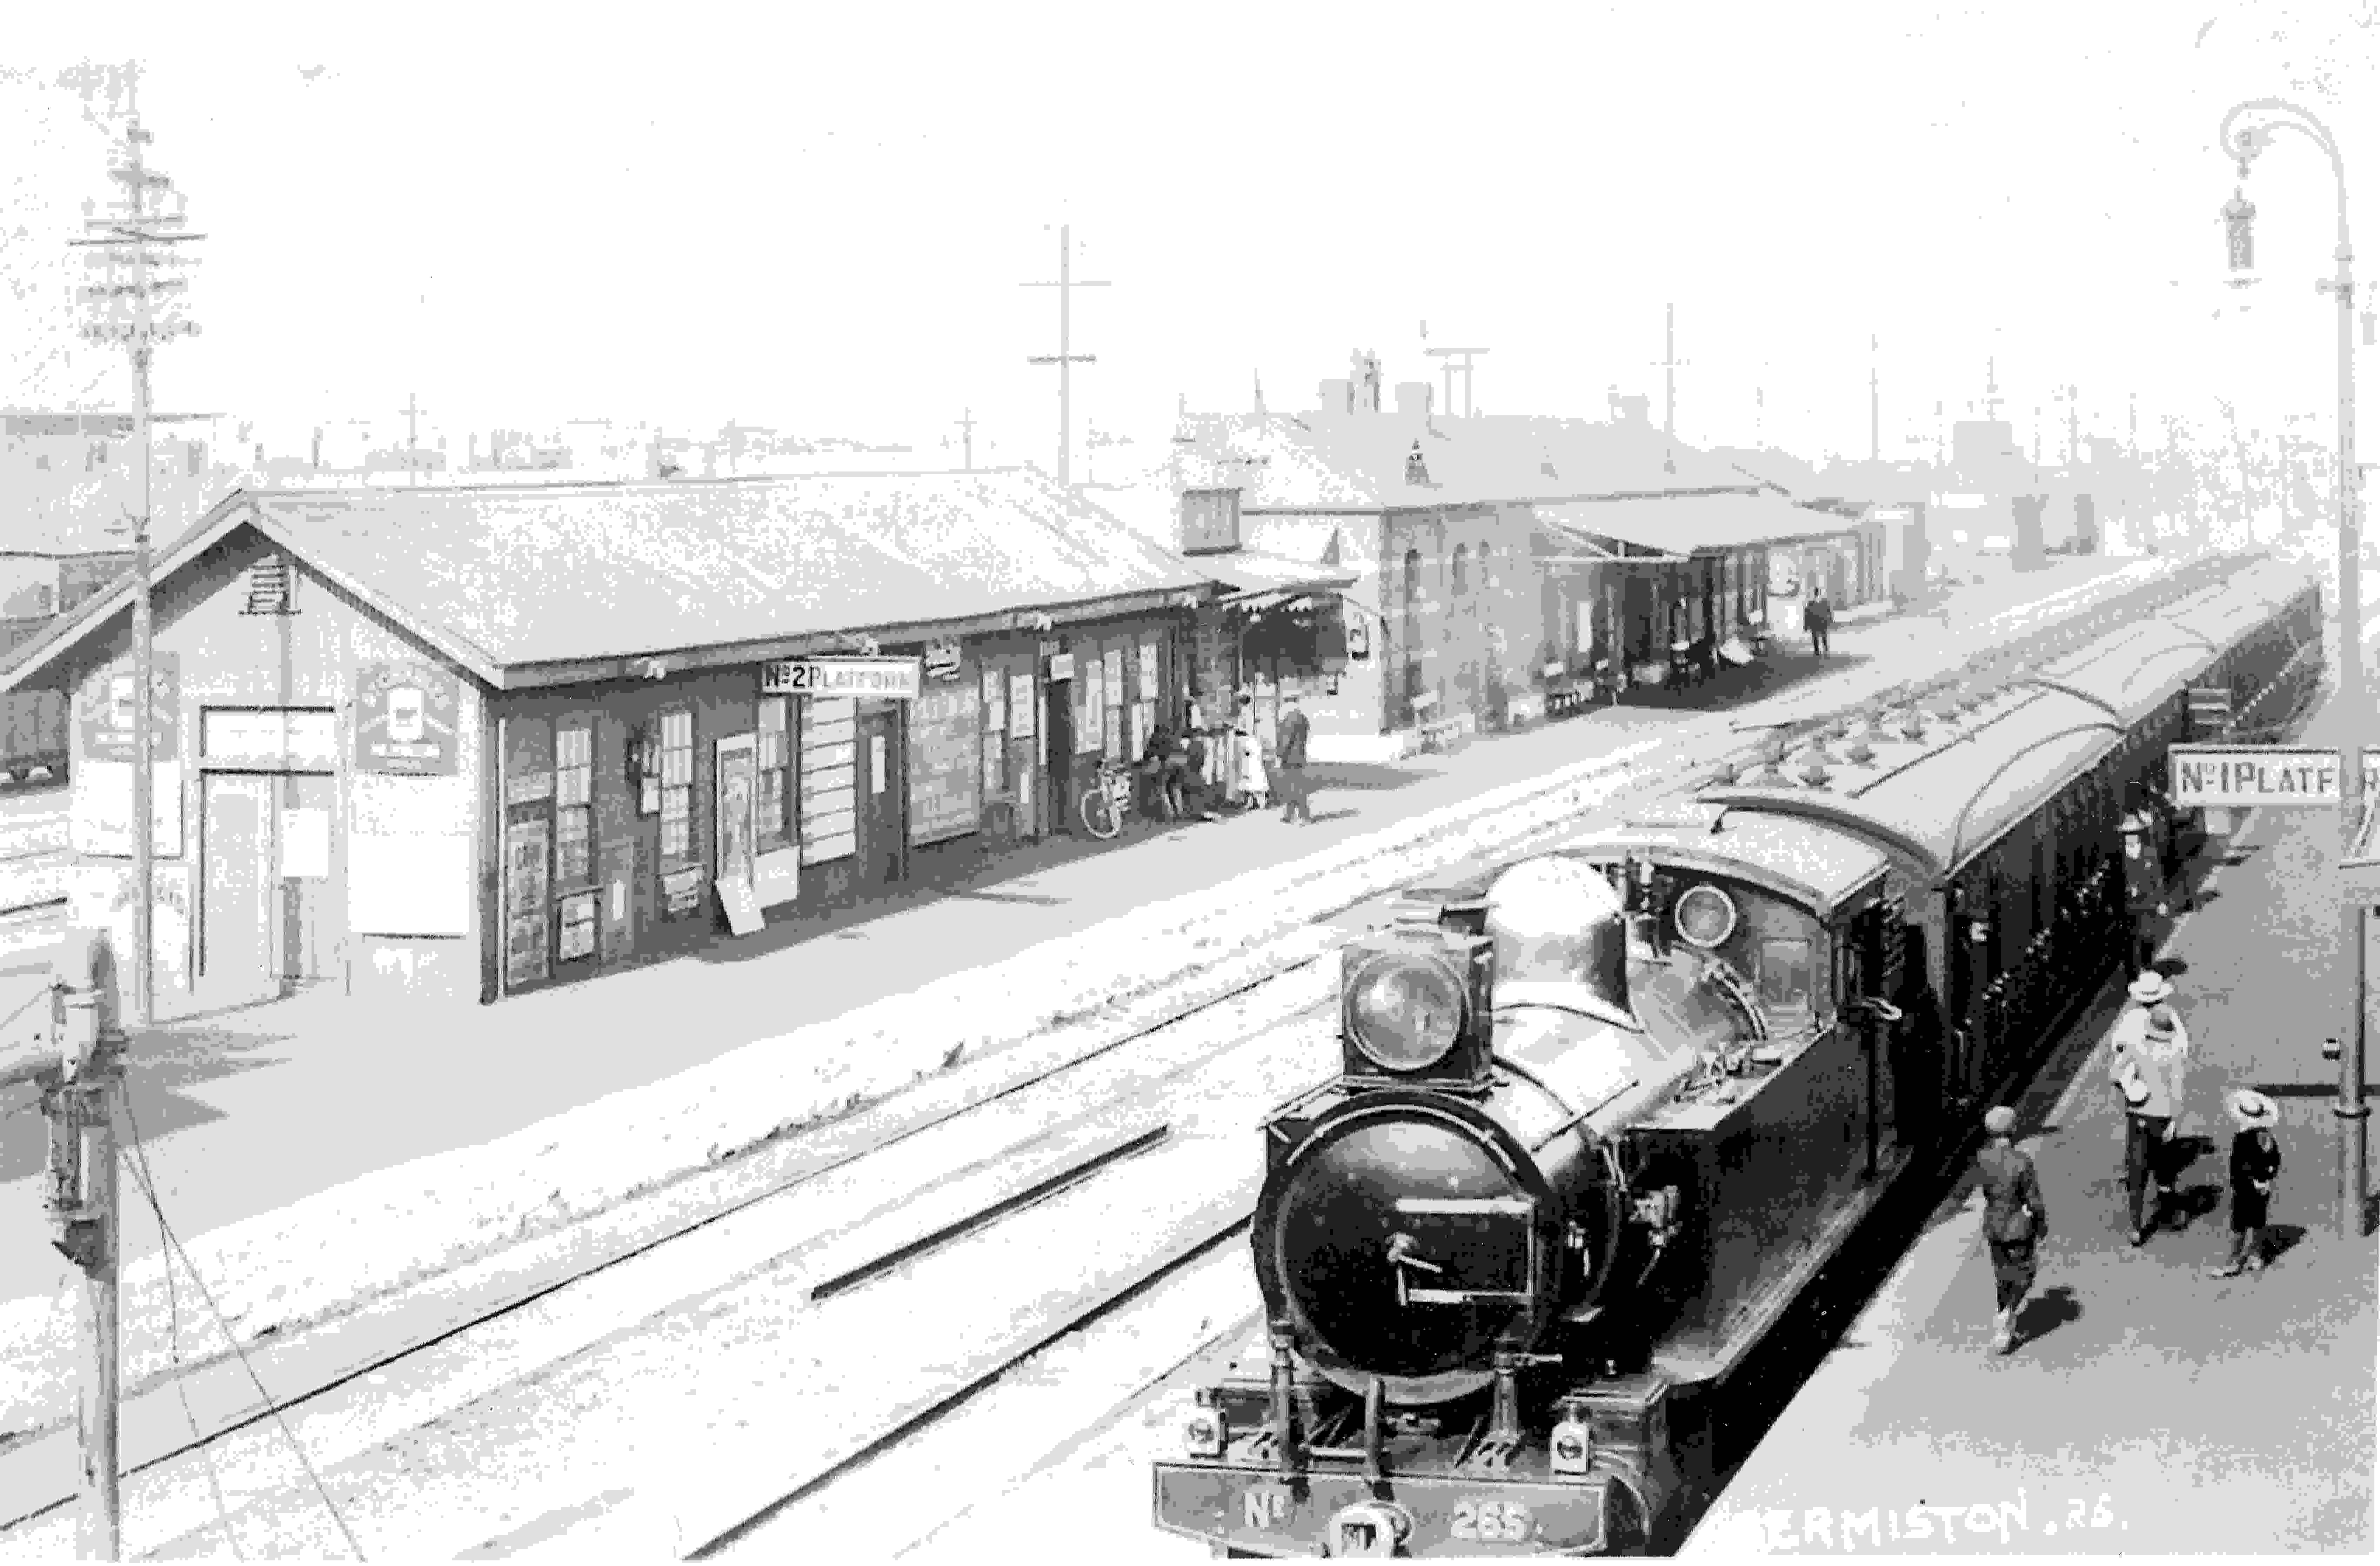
761,657,922,700
2168,746,2380,808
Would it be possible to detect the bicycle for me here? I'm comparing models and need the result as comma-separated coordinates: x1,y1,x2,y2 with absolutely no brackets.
1079,757,1137,841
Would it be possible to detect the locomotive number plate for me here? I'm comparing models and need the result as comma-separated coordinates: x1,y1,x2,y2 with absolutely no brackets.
1241,1482,1293,1531
1450,1498,1535,1544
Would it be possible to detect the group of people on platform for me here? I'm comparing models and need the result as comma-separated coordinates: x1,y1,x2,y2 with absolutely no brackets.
1974,966,2287,1357
1133,690,1317,829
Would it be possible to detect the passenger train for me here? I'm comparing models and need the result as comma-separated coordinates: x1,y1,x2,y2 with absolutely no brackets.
1153,552,2324,1557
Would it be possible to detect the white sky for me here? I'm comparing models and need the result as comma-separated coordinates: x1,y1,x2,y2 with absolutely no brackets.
4,0,2376,471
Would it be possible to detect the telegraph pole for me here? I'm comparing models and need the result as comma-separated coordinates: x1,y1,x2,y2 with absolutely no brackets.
1653,304,1690,441
1021,225,1109,486
1869,335,1881,463
2067,384,2081,466
399,392,429,485
72,67,201,1031
952,408,977,471
1,933,128,1560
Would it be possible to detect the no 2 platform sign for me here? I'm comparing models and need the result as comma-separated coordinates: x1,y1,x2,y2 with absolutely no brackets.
2168,745,2380,809
761,657,922,700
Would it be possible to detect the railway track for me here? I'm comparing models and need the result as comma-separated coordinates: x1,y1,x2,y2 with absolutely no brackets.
0,554,2252,1557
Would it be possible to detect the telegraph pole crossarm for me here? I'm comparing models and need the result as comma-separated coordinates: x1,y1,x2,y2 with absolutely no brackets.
2220,96,2368,1240
1422,347,1491,419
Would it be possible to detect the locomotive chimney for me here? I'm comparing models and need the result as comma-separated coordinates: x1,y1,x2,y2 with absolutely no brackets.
1480,857,1634,1028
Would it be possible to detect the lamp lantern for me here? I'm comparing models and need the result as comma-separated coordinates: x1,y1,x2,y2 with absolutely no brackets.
2222,188,2259,285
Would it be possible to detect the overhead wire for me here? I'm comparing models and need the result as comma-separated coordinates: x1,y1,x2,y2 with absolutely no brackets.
116,1089,367,1560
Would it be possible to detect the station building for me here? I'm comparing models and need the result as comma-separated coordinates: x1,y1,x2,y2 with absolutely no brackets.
1164,366,1857,760
0,469,1218,1010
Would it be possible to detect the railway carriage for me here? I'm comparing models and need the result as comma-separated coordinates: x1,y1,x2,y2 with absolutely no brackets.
1153,554,2321,1558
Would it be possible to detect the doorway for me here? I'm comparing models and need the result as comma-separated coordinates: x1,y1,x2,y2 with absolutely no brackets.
716,734,756,891
1045,680,1074,833
201,775,277,1002
853,704,903,890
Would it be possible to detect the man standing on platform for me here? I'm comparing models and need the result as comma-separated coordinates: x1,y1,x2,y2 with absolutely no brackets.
2120,783,2170,970
1975,1105,2047,1356
1275,692,1314,825
2113,1010,2185,1246
1805,590,1834,657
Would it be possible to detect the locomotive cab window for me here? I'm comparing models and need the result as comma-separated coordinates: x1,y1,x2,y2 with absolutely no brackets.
1756,936,1814,1019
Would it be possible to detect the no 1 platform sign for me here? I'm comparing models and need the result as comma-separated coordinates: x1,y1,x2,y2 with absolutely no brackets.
2168,745,2380,809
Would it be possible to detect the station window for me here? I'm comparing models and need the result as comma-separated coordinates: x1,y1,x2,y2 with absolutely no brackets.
757,697,792,853
556,722,594,887
658,709,695,861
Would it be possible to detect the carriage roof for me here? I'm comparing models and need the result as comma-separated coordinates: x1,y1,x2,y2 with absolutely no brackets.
1692,558,2317,879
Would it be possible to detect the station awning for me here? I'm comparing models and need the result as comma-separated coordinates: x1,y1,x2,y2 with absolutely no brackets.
1194,548,1359,609
1538,494,1863,562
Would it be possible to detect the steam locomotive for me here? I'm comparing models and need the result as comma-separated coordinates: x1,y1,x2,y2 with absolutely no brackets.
1154,554,2322,1557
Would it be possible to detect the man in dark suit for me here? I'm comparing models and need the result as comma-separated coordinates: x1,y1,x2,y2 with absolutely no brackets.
1805,591,1835,656
1274,694,1314,824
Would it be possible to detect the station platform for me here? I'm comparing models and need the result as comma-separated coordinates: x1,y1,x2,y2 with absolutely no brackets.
0,557,2157,1323
1683,681,2379,1557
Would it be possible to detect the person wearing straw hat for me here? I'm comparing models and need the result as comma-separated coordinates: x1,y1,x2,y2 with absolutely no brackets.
1975,1105,2046,1355
2109,970,2184,1073
2211,1089,2283,1278
2111,1020,2181,1246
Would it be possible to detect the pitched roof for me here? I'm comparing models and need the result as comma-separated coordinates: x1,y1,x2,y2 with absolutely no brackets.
1172,411,1761,510
0,468,1215,692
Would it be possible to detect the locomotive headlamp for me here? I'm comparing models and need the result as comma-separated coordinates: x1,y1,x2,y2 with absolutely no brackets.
1345,957,1466,1073
1672,884,1739,949
1338,925,1495,1081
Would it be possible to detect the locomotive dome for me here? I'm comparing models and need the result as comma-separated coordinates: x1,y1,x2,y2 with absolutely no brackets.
1482,855,1632,1023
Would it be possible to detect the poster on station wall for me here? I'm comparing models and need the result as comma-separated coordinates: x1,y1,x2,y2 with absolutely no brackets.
907,665,982,845
1080,661,1105,755
77,652,179,764
355,663,461,776
1008,674,1035,740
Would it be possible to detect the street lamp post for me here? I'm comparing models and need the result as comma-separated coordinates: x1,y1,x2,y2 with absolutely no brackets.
2219,97,2368,1240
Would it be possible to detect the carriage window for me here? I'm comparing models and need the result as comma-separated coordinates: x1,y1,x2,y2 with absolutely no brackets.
1758,937,1814,1012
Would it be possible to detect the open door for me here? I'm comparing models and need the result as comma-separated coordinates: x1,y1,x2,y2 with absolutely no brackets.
715,732,762,936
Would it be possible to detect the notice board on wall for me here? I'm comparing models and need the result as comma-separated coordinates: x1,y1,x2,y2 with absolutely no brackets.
907,669,981,845
798,697,858,865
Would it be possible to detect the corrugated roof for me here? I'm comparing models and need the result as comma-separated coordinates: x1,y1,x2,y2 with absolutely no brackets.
1175,411,1761,510
0,468,1215,691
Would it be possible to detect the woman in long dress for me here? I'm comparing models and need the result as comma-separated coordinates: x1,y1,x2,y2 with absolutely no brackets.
1235,701,1270,810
